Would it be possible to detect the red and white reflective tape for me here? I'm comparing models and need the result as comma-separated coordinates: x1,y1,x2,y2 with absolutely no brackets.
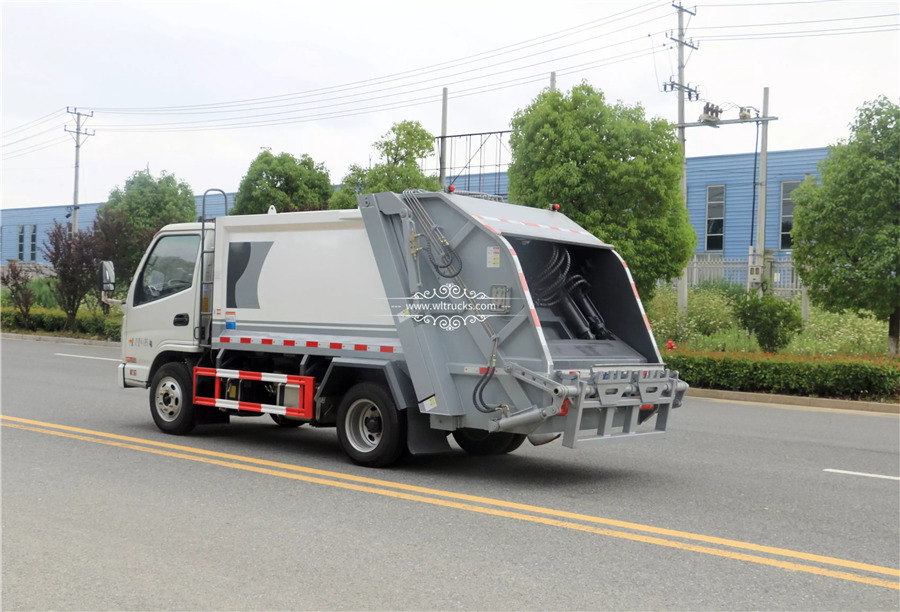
495,234,554,366
475,215,599,240
611,252,661,355
216,336,402,354
193,367,314,419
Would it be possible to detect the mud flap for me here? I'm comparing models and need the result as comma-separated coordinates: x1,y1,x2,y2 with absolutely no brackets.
406,408,452,455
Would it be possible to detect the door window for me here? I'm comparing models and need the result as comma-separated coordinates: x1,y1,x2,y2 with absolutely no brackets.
134,235,200,306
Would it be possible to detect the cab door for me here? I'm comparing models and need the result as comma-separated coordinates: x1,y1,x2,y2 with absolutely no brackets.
121,232,201,386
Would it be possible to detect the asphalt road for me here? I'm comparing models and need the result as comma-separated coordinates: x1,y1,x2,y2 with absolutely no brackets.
2,336,898,611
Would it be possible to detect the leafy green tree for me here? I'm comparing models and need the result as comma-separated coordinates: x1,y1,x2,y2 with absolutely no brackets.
791,96,900,354
507,83,695,300
42,223,98,331
331,121,440,210
95,170,196,284
232,151,332,215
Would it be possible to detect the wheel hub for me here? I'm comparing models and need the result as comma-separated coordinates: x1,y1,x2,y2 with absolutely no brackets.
364,416,382,434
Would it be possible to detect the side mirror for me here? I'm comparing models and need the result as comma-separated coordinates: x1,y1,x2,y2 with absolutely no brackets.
100,261,116,292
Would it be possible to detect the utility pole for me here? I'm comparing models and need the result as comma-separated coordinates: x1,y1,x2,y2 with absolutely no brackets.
439,88,448,190
755,87,770,298
65,107,94,233
550,71,557,92
665,2,698,314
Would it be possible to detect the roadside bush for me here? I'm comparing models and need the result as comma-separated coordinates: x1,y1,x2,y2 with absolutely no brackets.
1,306,120,340
683,287,738,338
788,306,886,356
31,307,68,332
667,351,900,400
646,287,680,343
734,294,803,353
31,277,60,309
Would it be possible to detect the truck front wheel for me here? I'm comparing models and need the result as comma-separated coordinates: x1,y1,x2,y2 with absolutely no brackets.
150,362,197,435
337,382,406,468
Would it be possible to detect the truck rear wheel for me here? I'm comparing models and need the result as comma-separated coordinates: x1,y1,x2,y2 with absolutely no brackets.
337,382,406,468
150,362,197,435
452,429,526,455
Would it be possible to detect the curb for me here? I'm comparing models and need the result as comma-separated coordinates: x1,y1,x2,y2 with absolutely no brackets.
686,388,899,414
1,332,120,348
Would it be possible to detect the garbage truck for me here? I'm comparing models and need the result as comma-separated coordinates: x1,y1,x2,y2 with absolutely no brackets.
101,189,688,467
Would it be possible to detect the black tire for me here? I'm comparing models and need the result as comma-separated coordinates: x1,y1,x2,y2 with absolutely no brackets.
149,362,197,435
452,428,526,456
270,414,303,428
336,382,406,468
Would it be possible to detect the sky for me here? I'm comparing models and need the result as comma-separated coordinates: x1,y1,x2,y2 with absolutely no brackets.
1,0,898,211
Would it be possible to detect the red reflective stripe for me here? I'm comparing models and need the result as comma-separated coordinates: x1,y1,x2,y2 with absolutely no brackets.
283,340,296,347
329,342,342,350
354,344,368,352
380,346,394,353
485,225,499,234
531,309,541,327
524,222,539,227
285,407,304,418
238,402,262,412
240,337,252,344
220,337,231,343
261,338,273,345
240,370,263,381
306,341,318,348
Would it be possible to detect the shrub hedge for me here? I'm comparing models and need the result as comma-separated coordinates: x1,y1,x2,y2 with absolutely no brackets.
1,307,121,341
666,350,900,401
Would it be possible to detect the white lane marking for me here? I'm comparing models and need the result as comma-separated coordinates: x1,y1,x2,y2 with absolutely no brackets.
824,469,900,481
54,353,121,363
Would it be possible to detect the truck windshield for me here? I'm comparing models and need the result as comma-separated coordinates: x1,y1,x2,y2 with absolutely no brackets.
135,234,201,306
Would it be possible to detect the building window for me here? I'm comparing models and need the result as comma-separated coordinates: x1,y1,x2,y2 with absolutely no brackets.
706,185,724,251
780,181,801,250
29,225,37,262
17,225,25,261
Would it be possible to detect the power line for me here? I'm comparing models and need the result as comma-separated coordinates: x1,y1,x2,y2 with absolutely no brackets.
92,45,662,134
85,1,670,115
91,32,663,132
1,123,68,149
698,23,899,40
689,12,899,29
2,108,66,138
1,136,70,161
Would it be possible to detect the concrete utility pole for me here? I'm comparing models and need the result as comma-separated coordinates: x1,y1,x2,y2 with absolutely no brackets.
65,107,94,233
667,2,698,315
439,88,448,190
755,87,770,297
550,71,557,92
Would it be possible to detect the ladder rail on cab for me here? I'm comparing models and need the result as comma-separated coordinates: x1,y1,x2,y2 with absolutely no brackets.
198,189,226,345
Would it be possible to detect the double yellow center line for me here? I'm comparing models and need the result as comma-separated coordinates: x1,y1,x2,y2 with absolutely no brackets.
3,415,898,591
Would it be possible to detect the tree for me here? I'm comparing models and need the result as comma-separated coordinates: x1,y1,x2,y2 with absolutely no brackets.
42,223,98,331
330,121,441,210
232,151,332,215
1,260,35,329
507,83,696,301
791,96,900,355
94,170,196,285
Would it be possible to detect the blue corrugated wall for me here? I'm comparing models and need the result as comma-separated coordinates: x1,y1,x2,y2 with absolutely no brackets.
0,192,233,265
686,147,828,259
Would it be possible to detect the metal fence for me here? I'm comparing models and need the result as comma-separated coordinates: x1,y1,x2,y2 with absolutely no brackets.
685,255,803,300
